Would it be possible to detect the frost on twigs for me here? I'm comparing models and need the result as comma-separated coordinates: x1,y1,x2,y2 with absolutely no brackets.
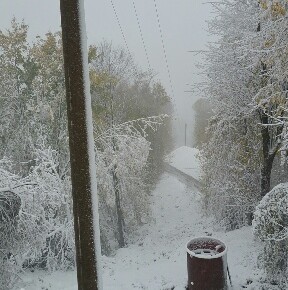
0,250,21,290
0,161,23,290
253,183,288,285
94,115,167,254
0,140,75,278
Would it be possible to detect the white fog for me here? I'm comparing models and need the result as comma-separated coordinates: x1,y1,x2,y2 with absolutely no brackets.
1,1,288,289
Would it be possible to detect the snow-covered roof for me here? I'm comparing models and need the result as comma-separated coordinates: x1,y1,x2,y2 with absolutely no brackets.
165,146,202,180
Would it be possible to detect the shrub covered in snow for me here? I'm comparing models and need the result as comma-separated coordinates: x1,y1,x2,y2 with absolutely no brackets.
20,145,74,271
253,183,288,241
0,144,75,279
253,183,288,285
0,160,23,290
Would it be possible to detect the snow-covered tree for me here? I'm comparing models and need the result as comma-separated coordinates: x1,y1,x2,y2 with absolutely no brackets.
89,41,173,188
0,20,173,274
199,0,262,228
201,114,261,229
199,0,288,229
29,31,69,175
95,116,166,253
198,0,288,285
0,19,33,173
0,21,69,177
192,98,213,148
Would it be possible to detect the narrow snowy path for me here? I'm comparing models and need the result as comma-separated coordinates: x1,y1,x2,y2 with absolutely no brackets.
18,172,260,290
102,173,207,289
102,173,260,290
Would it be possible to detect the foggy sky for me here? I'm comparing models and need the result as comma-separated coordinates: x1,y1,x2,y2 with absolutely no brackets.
0,0,214,147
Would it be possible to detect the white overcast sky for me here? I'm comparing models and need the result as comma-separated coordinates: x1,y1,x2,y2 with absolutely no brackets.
0,0,214,146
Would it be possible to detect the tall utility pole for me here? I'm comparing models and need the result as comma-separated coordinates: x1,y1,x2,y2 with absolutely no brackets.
60,1,102,289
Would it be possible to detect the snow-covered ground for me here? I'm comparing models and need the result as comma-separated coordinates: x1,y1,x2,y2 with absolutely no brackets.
166,146,202,180
17,147,262,290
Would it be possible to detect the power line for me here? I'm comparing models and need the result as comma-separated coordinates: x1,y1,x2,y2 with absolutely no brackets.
131,0,152,72
152,0,176,100
109,0,142,78
152,0,179,124
109,0,132,56
109,0,180,141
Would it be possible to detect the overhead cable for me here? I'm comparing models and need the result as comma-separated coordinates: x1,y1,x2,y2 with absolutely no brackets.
109,0,132,56
131,0,152,72
152,0,176,100
109,0,142,78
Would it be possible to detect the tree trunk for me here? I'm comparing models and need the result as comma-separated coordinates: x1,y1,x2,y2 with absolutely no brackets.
260,111,271,196
259,111,280,197
112,164,125,247
260,155,274,197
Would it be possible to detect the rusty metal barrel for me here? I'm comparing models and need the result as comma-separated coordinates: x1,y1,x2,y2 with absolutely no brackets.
186,236,228,290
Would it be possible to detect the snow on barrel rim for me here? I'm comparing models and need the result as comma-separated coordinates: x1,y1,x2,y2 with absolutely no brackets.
186,236,227,260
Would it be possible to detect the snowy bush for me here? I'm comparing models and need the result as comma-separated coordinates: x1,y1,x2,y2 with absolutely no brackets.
0,160,23,289
18,145,74,271
0,253,21,290
253,183,288,285
0,142,75,276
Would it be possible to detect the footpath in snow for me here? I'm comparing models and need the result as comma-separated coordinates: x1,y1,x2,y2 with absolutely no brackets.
18,147,260,290
102,173,260,290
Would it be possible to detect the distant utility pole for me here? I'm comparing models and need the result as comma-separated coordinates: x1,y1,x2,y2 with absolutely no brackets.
60,1,102,290
185,123,187,146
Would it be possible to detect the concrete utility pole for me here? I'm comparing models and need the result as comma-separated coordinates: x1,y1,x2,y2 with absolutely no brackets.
60,1,102,289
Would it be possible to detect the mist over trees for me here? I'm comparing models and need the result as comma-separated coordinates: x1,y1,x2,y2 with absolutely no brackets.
192,98,213,148
193,0,288,286
0,19,172,288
